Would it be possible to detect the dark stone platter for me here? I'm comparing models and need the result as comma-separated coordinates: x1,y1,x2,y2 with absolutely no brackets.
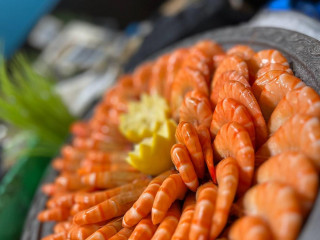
21,26,320,240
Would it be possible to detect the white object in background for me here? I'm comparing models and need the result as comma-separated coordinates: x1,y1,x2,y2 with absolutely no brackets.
249,10,320,41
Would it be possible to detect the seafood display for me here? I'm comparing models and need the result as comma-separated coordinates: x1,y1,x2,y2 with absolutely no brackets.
38,40,320,240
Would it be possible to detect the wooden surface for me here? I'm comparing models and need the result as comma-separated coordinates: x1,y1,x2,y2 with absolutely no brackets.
21,26,320,240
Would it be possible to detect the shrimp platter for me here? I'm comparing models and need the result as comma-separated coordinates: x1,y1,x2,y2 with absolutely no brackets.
36,39,320,240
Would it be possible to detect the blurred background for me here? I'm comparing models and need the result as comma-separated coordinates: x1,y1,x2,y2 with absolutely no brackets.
0,0,320,239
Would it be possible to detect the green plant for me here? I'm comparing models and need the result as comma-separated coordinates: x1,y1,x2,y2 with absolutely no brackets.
0,54,75,156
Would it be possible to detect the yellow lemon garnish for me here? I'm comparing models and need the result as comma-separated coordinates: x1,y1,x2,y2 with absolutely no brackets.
127,119,176,175
119,94,170,143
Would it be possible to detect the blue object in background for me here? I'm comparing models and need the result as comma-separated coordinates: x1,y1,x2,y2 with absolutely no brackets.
0,0,60,58
267,0,320,19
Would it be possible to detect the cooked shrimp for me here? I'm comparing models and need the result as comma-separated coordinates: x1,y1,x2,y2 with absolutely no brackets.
256,151,319,214
68,223,102,240
61,145,84,161
189,182,218,240
47,192,75,208
75,179,150,207
54,221,72,233
128,215,158,240
197,125,216,182
179,90,213,129
210,70,250,107
81,171,147,189
71,121,90,138
170,67,209,121
213,54,226,70
175,121,205,179
70,203,88,216
73,188,144,225
210,157,239,239
52,157,80,172
37,207,70,222
149,54,170,96
268,86,320,133
172,193,196,240
227,45,255,61
210,98,255,147
243,182,303,240
165,48,189,101
152,173,187,224
258,73,305,121
84,151,127,164
248,49,288,83
77,163,137,175
123,170,175,228
218,80,268,147
211,55,249,96
109,228,133,240
151,202,181,240
170,144,199,191
42,183,67,196
42,232,68,240
229,216,273,240
132,62,153,94
213,122,254,196
184,40,224,84
256,63,293,79
86,217,123,240
256,114,320,169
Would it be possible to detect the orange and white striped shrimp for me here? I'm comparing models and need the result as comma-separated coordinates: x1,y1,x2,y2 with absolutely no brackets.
189,182,218,240
211,55,249,95
53,221,72,233
47,192,75,209
70,203,88,216
75,179,150,207
197,125,216,182
210,157,239,239
52,157,80,172
86,217,123,240
179,90,213,129
81,171,147,189
243,182,303,240
42,231,68,240
268,86,320,133
68,223,103,240
256,151,319,214
84,150,127,164
256,63,293,79
165,48,189,101
256,114,320,170
73,188,145,225
149,54,170,96
170,67,209,121
152,173,187,224
61,145,84,162
37,207,70,222
171,144,199,191
70,121,90,138
248,49,289,83
132,62,153,94
109,228,133,240
229,216,273,240
210,98,255,147
184,40,224,84
123,170,176,228
151,201,181,240
227,45,255,61
172,193,196,240
128,215,158,240
77,163,137,175
218,80,268,148
210,70,250,108
41,183,67,196
213,122,254,196
175,121,205,179
257,73,305,121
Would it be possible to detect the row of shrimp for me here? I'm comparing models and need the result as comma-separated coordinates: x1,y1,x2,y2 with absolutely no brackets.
38,39,320,240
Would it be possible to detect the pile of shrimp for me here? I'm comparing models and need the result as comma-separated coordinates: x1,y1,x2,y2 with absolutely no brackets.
38,40,320,240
